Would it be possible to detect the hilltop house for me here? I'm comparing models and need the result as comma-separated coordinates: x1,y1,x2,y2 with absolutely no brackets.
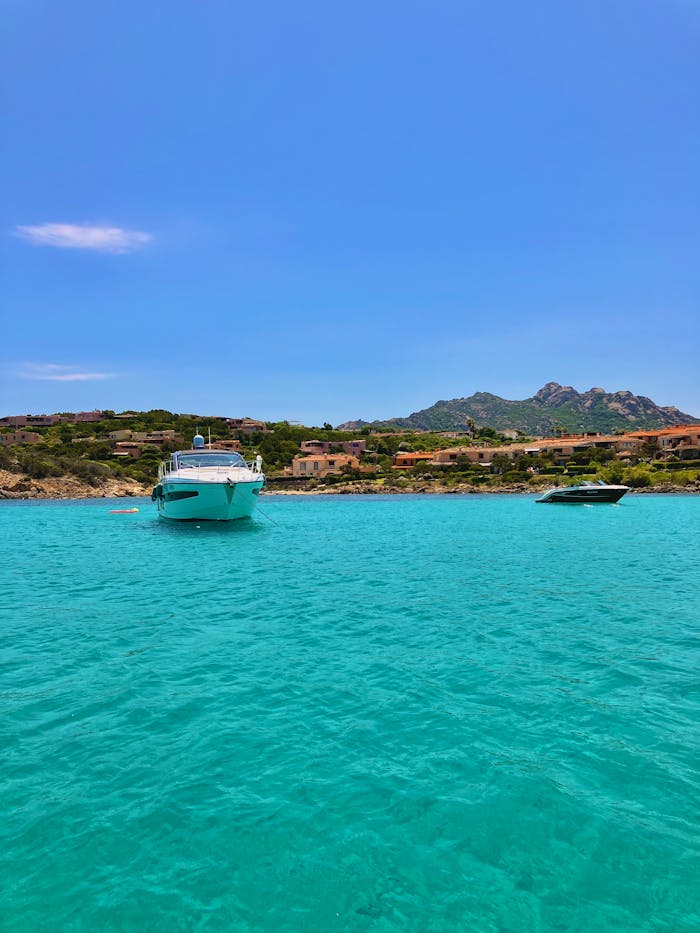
300,439,367,457
111,431,185,459
628,426,700,460
113,442,143,459
392,451,434,468
0,430,42,445
208,438,242,451
424,428,700,468
0,414,61,428
291,454,360,478
108,429,183,445
227,418,269,436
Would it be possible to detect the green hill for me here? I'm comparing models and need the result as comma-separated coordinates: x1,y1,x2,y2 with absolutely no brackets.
337,383,698,435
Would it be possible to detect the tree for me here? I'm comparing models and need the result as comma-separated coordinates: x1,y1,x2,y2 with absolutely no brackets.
624,466,651,488
491,453,511,474
514,454,535,472
601,461,624,484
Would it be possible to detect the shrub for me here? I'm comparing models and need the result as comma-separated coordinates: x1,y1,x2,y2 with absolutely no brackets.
19,455,62,479
601,462,624,484
501,470,529,483
0,445,15,469
651,470,695,487
623,467,652,488
68,460,112,487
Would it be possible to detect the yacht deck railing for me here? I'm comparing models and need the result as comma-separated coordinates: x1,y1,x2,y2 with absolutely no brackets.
158,455,263,482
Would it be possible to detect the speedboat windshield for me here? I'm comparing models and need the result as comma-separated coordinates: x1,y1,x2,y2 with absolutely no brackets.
176,452,248,469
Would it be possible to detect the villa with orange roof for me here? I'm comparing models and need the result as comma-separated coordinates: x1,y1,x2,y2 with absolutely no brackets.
392,451,435,468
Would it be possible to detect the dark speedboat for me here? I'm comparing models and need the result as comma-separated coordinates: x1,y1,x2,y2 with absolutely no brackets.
536,480,630,504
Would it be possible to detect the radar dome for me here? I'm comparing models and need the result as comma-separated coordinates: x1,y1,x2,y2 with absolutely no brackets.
193,434,205,449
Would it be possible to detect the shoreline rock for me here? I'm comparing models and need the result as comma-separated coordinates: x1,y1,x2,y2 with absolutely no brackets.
0,469,150,501
263,480,699,496
2,470,697,501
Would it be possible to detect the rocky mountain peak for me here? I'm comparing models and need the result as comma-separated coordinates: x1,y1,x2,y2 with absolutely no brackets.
534,382,580,406
336,383,697,433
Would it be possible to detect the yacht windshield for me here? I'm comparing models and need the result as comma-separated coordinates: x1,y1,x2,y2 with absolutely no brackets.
177,452,247,469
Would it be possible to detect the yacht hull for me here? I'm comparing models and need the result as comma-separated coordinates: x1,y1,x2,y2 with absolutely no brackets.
536,484,629,504
153,479,265,521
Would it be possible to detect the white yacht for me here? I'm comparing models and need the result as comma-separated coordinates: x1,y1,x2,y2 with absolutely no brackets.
152,434,265,521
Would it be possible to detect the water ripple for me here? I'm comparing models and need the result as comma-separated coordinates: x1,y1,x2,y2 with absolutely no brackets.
1,494,699,930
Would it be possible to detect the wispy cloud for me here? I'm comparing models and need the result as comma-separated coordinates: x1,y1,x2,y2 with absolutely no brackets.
17,363,117,382
14,223,153,254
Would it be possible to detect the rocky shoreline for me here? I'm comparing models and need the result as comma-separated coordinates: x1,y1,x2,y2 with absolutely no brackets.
0,469,150,501
262,480,699,496
264,482,538,495
1,470,697,501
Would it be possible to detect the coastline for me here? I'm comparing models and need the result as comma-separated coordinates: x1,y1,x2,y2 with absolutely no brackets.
0,469,150,501
1,470,697,501
263,481,700,496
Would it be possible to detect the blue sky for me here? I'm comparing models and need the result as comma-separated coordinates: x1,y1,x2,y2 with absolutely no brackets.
2,0,698,424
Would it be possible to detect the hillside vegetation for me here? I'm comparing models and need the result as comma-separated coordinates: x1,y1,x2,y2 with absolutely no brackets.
338,382,698,435
2,408,698,497
0,411,500,487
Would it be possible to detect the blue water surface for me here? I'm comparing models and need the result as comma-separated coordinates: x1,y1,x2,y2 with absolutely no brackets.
1,493,699,931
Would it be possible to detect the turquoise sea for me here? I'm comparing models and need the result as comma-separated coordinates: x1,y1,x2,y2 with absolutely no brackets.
1,493,699,931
